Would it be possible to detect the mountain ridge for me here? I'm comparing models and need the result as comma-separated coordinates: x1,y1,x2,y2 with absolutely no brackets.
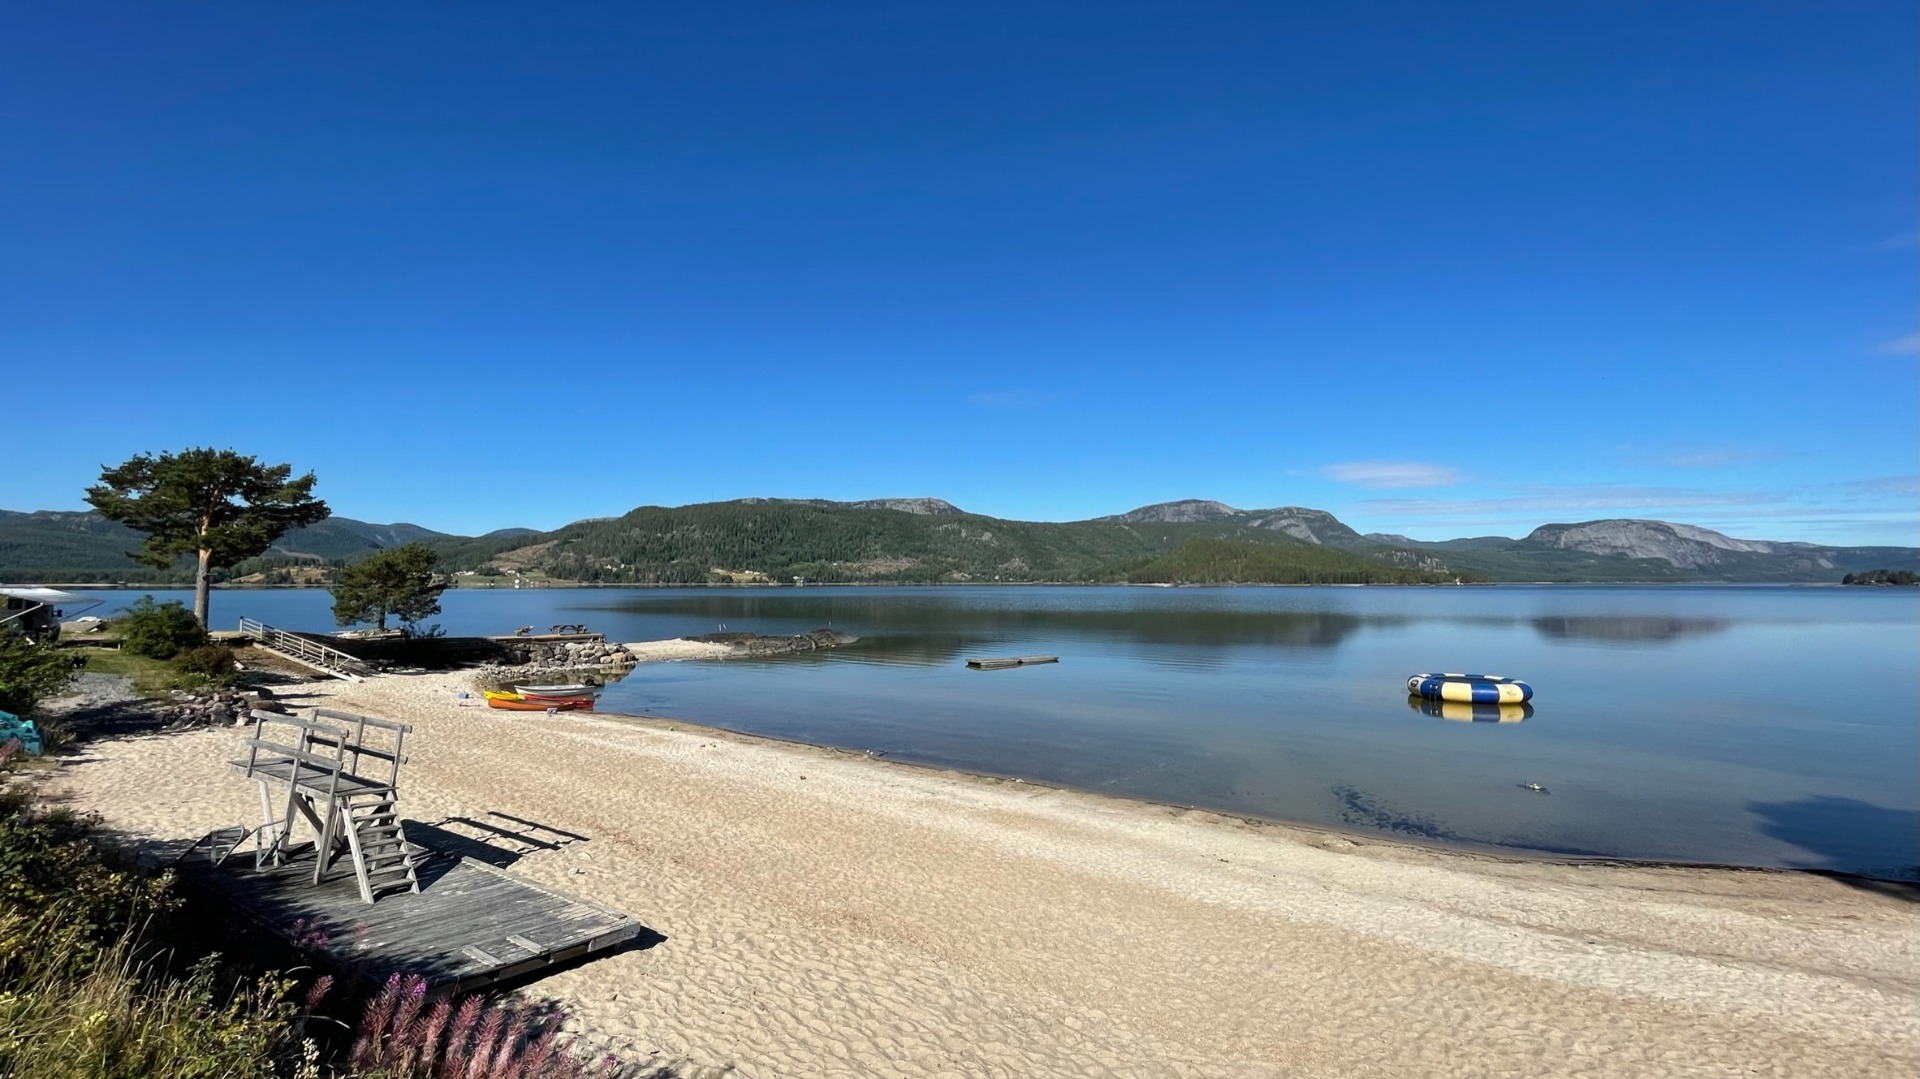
1,501,1912,584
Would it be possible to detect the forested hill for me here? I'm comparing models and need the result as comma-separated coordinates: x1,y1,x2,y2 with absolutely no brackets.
3,500,1915,584
0,510,456,583
431,500,1445,584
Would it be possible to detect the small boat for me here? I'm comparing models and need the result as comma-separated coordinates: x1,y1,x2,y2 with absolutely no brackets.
518,691,597,705
513,681,603,697
485,694,594,712
1406,672,1532,704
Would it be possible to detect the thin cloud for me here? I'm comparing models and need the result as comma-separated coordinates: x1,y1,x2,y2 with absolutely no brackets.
1322,461,1462,489
1868,230,1920,251
1358,485,1781,518
1874,333,1920,355
1838,475,1920,498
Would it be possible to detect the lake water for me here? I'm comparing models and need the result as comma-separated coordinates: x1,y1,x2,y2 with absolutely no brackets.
68,585,1920,878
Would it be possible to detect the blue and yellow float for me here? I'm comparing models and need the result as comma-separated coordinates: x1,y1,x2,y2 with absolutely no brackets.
1406,672,1533,705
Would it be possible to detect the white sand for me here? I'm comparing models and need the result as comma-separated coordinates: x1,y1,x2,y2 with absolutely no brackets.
620,639,735,662
50,671,1920,1078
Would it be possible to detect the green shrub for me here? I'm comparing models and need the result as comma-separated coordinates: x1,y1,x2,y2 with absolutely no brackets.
1,752,174,984
116,597,207,660
171,644,238,685
0,630,78,718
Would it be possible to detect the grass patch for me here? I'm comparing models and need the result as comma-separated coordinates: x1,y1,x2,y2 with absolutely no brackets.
68,647,186,700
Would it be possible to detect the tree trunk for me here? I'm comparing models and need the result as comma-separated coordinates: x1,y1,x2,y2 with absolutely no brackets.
194,548,213,627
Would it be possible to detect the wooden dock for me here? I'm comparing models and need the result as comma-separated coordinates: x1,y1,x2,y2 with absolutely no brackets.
965,654,1060,670
174,839,643,993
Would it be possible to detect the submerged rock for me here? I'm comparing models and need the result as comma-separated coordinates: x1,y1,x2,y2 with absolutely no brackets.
684,628,859,656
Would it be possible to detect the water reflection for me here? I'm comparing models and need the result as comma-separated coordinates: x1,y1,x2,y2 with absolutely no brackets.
591,593,1371,650
75,585,1920,876
1531,616,1728,643
1406,697,1532,724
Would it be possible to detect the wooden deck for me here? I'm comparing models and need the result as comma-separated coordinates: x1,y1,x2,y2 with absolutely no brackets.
174,838,644,993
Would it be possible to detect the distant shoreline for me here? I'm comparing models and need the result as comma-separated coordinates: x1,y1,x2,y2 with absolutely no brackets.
18,579,1861,590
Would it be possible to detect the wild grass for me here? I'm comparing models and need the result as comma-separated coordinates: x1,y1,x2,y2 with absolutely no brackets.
0,931,295,1079
346,974,622,1079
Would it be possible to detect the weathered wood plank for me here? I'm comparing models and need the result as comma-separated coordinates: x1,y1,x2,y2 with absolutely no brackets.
174,839,642,993
965,654,1060,670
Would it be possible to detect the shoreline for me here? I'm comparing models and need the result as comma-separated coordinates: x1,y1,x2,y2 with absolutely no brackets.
46,668,1920,1078
586,706,1920,888
22,579,1870,590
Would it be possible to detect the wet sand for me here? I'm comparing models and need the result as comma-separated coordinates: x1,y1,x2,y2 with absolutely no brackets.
49,669,1920,1079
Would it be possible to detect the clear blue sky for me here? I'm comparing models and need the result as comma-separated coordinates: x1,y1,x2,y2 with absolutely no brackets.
4,2,1915,543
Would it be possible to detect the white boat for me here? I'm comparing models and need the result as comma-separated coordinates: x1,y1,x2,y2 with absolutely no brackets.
513,681,603,697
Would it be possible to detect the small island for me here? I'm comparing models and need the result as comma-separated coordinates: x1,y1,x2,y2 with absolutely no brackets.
1842,569,1919,586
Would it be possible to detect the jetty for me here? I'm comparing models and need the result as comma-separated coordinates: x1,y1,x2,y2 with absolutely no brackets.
175,707,641,992
965,654,1060,670
237,617,370,681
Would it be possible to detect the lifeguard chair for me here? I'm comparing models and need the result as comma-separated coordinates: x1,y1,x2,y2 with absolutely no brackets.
233,709,422,904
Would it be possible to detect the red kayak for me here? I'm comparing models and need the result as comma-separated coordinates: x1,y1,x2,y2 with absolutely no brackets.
486,694,595,711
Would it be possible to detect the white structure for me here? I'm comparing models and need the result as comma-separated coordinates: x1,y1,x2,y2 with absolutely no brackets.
0,586,102,642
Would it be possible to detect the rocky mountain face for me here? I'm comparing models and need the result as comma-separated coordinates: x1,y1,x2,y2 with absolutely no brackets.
1526,520,1785,570
737,498,965,516
1105,502,1367,546
1105,500,1242,524
846,498,964,516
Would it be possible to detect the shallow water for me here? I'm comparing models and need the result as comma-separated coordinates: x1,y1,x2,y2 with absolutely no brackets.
72,585,1920,877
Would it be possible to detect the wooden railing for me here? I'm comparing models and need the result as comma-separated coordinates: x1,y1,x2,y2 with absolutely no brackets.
237,618,370,681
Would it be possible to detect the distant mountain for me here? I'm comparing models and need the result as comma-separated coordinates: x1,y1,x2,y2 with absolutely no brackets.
738,497,966,516
1389,518,1920,582
265,519,451,560
3,501,1913,585
1103,501,1368,546
0,510,476,583
1107,499,1243,524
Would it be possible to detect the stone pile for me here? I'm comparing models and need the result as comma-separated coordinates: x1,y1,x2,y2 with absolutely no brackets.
499,635,636,668
164,685,288,730
686,628,858,656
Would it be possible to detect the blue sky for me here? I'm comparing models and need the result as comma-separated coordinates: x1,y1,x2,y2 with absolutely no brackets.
3,2,1915,543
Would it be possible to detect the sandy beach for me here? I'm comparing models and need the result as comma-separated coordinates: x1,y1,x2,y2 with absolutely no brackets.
47,667,1920,1079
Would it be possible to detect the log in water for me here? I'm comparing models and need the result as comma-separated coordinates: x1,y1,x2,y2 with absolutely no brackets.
965,655,1060,670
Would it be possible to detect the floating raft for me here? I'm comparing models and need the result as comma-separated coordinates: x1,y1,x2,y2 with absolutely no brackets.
1407,672,1533,704
966,655,1060,670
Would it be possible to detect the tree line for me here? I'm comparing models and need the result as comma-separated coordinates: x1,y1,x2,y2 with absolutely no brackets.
1841,569,1918,586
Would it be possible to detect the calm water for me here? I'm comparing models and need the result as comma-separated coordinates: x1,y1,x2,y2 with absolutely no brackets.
72,585,1920,878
